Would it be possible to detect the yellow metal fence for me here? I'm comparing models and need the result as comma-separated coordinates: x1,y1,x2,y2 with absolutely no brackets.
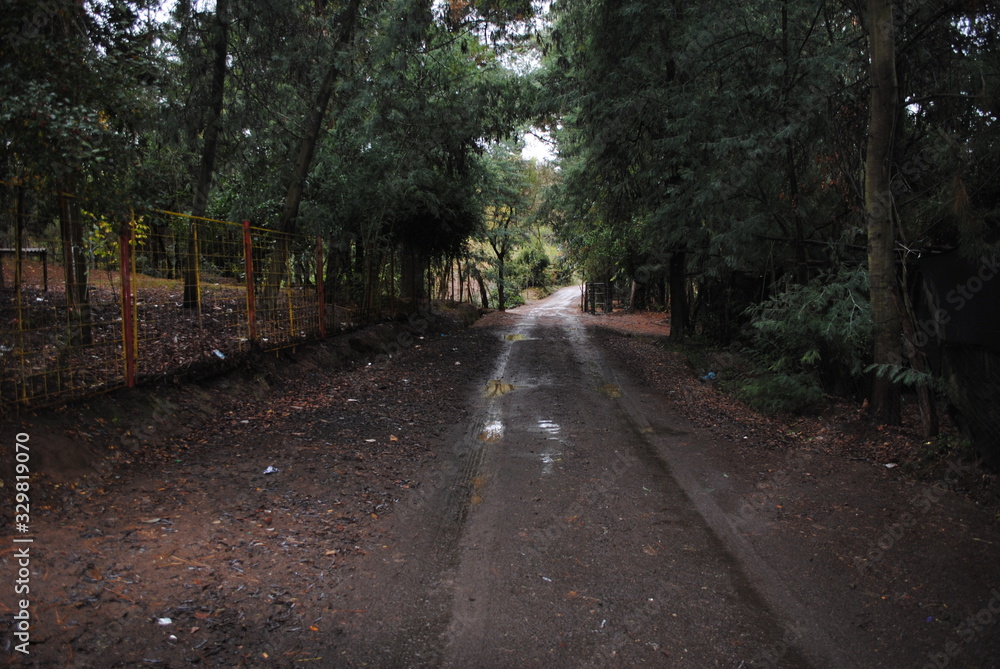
1,187,331,409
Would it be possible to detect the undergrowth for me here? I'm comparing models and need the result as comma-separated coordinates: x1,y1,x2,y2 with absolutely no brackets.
738,266,872,414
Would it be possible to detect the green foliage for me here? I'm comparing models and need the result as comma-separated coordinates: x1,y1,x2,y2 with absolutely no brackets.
740,266,873,413
738,371,827,415
866,364,940,390
300,3,541,266
544,0,1000,421
82,211,150,270
489,276,526,308
514,237,551,288
747,267,872,376
906,434,974,475
1,0,160,207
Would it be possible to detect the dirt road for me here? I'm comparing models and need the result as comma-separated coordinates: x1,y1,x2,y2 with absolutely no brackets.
5,286,1000,668
328,288,846,667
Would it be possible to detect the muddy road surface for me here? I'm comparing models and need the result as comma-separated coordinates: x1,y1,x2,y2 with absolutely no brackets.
5,286,1000,668
330,288,845,667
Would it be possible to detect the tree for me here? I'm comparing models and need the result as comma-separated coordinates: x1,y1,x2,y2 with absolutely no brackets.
175,0,230,309
297,0,540,307
479,142,532,310
1,0,159,343
864,0,902,424
262,0,364,307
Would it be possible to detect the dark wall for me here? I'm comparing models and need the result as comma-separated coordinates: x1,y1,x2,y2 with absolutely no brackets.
919,251,1000,467
918,251,1000,350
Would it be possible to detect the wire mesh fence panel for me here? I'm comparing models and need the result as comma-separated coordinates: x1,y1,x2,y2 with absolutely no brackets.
0,181,334,410
0,185,129,406
130,212,254,381
249,226,325,349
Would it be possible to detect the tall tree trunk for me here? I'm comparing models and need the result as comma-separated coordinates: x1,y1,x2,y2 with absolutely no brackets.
326,244,347,331
59,181,91,346
262,0,362,309
627,279,639,313
400,242,426,302
389,248,397,315
184,0,229,310
11,186,27,291
497,253,507,311
780,0,809,284
669,251,687,341
893,288,938,438
353,240,365,306
476,269,490,309
865,0,902,424
439,256,452,300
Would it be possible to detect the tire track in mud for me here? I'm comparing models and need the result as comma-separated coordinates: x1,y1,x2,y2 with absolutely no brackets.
340,315,524,667
582,329,858,667
437,289,810,668
334,289,827,667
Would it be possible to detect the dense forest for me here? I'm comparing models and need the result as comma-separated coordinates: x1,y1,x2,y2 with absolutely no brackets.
2,0,999,458
545,0,1000,458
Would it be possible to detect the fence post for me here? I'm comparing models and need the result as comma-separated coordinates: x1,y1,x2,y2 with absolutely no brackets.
193,219,203,330
14,187,23,293
119,221,136,388
316,235,326,338
243,220,257,342
286,243,296,338
287,277,296,340
390,249,396,316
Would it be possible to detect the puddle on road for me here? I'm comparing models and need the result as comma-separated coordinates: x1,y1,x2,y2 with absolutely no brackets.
599,382,623,398
504,333,532,341
485,379,516,398
538,419,561,437
540,450,562,476
537,419,562,475
478,420,504,443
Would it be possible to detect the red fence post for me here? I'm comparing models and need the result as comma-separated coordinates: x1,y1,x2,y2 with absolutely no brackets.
316,235,326,338
119,222,136,388
243,220,257,342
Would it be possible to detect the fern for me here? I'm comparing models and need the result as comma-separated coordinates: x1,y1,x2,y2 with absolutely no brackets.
866,363,943,391
740,266,873,413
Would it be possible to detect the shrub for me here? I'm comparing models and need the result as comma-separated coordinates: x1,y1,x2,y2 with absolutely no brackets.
514,240,551,288
740,266,873,413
